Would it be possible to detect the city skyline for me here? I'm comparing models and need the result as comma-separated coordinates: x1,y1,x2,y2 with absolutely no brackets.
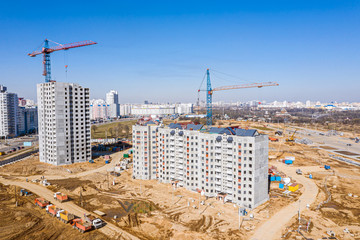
1,1,359,103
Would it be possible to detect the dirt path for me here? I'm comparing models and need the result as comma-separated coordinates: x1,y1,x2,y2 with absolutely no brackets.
250,163,320,240
0,177,139,240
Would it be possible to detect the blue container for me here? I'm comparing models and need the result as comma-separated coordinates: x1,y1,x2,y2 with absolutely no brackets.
89,160,94,163
105,160,110,164
276,176,282,181
324,165,331,170
284,160,293,165
270,176,275,181
279,183,284,189
309,174,313,179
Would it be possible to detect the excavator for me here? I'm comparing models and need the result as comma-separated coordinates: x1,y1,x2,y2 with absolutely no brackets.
285,130,297,146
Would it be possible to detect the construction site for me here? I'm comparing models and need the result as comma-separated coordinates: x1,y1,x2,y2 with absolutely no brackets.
0,118,359,240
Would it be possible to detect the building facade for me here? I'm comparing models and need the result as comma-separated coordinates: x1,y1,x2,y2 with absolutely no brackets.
18,106,38,134
106,90,119,118
37,82,91,165
0,85,19,137
132,123,269,209
90,99,109,120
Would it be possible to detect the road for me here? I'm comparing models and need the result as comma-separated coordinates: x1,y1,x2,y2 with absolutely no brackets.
286,126,360,156
0,149,139,240
251,163,321,240
0,177,138,240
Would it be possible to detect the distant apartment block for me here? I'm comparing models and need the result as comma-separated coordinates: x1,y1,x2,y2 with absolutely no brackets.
130,103,193,116
0,85,19,137
18,106,38,134
90,99,109,120
132,122,269,209
106,90,119,118
37,82,91,165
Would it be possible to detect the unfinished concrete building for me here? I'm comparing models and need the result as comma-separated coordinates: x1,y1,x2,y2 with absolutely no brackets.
132,122,269,209
37,82,91,165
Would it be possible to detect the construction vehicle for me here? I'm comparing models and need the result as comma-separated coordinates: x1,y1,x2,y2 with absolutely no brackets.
34,198,50,208
0,151,5,156
296,169,302,175
71,218,93,233
57,210,75,223
47,205,61,217
274,131,283,136
20,189,31,196
268,137,279,142
198,69,279,126
28,39,97,83
85,214,105,229
54,192,68,202
286,130,297,144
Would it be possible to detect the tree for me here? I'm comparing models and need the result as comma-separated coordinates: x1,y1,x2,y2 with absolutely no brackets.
108,128,114,137
91,125,97,133
117,123,124,137
124,125,130,137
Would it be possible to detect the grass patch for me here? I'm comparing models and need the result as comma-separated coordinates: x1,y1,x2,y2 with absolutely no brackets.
91,120,137,139
253,126,273,131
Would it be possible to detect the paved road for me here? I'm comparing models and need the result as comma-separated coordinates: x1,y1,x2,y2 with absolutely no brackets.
251,163,321,240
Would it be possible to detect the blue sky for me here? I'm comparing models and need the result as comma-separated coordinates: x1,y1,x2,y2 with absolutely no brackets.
0,1,359,103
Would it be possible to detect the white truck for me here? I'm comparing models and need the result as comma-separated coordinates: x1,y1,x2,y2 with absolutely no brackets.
84,214,105,229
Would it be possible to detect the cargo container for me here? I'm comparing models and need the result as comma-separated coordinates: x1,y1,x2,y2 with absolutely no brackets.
275,176,281,181
279,183,284,189
34,198,50,208
270,176,275,181
58,210,75,223
123,154,129,158
71,218,92,233
54,192,68,202
284,160,293,165
288,183,299,192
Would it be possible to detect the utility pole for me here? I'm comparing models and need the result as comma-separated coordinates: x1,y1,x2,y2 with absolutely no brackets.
14,186,17,207
80,187,83,207
298,200,301,224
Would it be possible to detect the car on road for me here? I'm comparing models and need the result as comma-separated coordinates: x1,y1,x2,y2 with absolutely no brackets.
346,143,352,147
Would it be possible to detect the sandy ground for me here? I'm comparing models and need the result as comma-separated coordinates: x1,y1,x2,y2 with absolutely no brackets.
1,121,360,239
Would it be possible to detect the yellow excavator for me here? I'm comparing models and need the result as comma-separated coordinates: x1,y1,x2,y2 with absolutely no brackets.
285,130,297,146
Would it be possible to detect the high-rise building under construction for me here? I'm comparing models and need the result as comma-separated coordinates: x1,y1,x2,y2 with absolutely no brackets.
37,82,91,165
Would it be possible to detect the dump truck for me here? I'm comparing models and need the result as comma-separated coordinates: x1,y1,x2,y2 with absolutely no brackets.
34,198,50,208
47,205,60,217
71,218,92,233
85,214,105,229
268,137,279,142
54,192,68,202
57,210,75,223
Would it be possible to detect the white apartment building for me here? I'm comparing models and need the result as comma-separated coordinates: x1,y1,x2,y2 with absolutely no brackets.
90,99,109,120
0,85,19,137
106,90,119,118
132,123,269,209
37,82,91,165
